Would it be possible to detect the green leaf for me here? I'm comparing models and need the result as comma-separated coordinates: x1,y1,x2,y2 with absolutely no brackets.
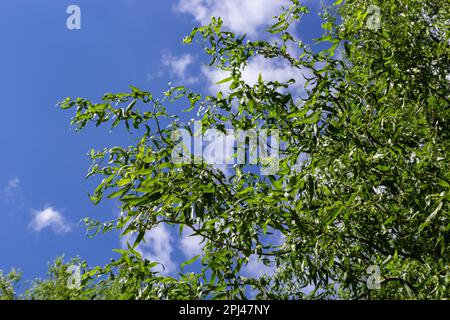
287,107,309,119
215,76,234,85
376,165,391,172
181,255,201,270
299,111,321,124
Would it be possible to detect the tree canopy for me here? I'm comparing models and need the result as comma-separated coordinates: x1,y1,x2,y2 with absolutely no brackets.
2,0,450,300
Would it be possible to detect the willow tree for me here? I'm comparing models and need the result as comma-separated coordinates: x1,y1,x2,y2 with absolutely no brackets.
60,0,450,299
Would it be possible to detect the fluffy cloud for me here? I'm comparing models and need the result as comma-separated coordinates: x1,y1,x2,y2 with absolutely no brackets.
174,0,290,36
173,0,320,96
179,229,204,259
161,52,198,84
30,207,71,234
174,1,313,100
122,223,176,275
202,129,235,176
203,55,310,96
122,224,205,274
3,177,21,205
243,255,275,278
243,230,285,277
5,177,20,190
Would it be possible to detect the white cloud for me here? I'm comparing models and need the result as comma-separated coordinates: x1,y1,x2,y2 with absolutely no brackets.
179,229,204,258
243,255,275,278
174,0,290,36
162,52,198,84
175,1,317,99
243,230,285,277
5,177,20,190
202,129,235,176
203,55,309,95
30,207,71,234
3,177,21,204
122,223,176,275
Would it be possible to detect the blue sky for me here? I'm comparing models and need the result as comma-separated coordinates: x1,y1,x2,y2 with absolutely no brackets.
0,0,326,284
